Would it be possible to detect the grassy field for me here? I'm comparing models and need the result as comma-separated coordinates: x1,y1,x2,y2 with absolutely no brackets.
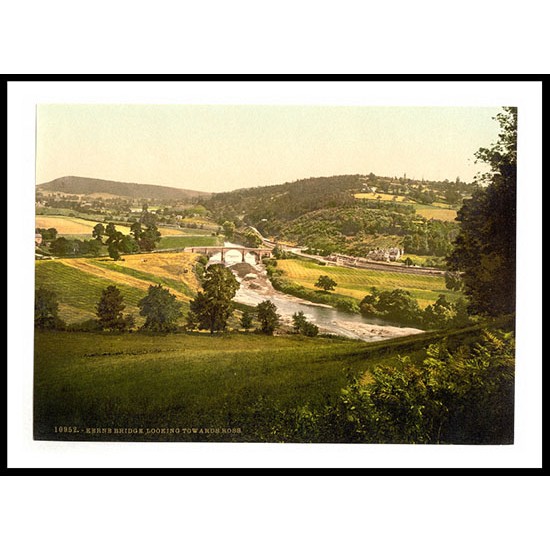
277,258,459,308
33,320,510,442
35,252,202,324
30,330,429,442
157,235,221,249
35,261,147,323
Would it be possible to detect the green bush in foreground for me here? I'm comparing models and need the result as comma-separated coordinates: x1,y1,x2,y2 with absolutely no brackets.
265,329,514,444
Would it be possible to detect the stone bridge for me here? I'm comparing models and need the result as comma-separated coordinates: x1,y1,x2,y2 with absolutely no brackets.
184,246,273,263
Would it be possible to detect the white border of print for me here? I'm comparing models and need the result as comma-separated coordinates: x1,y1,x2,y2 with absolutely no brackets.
7,79,542,469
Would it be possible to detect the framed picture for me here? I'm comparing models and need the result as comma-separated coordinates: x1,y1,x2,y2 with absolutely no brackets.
8,78,543,470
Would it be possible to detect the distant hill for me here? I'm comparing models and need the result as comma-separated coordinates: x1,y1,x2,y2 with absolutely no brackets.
37,176,210,201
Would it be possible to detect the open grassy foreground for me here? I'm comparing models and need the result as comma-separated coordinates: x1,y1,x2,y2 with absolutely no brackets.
276,258,460,308
34,319,512,443
34,330,368,441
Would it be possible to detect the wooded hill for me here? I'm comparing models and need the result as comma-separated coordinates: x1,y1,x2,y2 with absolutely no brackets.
37,176,210,201
201,174,474,257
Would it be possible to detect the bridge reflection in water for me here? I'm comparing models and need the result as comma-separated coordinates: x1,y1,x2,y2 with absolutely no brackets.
184,246,272,265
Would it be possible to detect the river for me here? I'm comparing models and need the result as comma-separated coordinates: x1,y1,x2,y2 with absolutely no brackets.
208,245,424,342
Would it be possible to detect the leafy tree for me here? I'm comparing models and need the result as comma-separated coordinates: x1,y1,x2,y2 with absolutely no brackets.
92,223,105,242
96,285,126,331
422,294,455,329
447,107,517,316
107,241,121,261
86,239,103,256
35,287,64,329
119,235,139,254
375,289,422,325
301,320,319,337
314,275,337,292
37,227,58,241
105,223,117,240
445,270,463,291
360,288,422,326
188,264,240,333
138,284,182,332
222,221,236,240
240,311,253,331
139,226,161,252
256,300,280,335
291,310,319,336
292,311,307,333
49,237,79,256
130,221,143,242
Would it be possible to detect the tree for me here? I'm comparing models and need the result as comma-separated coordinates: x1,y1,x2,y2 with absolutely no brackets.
130,221,143,242
96,285,126,331
447,107,517,316
422,294,455,329
92,223,105,242
138,284,182,332
222,220,235,240
292,311,319,336
107,240,121,261
37,227,58,241
240,311,253,331
445,270,463,291
314,275,337,292
256,300,280,335
35,287,64,329
360,288,422,326
188,264,240,333
105,223,117,241
292,311,307,333
119,235,139,254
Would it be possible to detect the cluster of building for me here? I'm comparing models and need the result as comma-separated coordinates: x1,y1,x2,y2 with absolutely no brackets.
326,247,405,265
366,247,405,262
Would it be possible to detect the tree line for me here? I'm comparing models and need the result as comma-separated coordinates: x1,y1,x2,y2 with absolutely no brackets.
36,206,162,260
35,263,323,337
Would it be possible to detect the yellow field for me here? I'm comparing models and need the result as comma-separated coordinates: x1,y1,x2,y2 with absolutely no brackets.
116,252,202,294
35,215,186,236
413,207,457,222
35,216,131,235
354,192,408,202
156,226,189,236
277,258,459,308
60,252,202,302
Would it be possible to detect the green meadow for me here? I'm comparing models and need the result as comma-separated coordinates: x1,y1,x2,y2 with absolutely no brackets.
34,325,496,442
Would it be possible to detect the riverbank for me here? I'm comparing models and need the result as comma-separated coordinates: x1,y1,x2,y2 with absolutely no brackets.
228,262,424,342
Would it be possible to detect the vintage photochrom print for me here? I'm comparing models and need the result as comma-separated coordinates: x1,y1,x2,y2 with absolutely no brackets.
34,104,516,444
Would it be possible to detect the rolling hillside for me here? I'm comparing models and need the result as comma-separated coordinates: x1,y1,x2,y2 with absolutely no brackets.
35,252,202,324
37,176,210,201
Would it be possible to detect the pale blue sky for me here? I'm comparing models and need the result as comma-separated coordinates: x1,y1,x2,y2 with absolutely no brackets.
36,105,502,192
